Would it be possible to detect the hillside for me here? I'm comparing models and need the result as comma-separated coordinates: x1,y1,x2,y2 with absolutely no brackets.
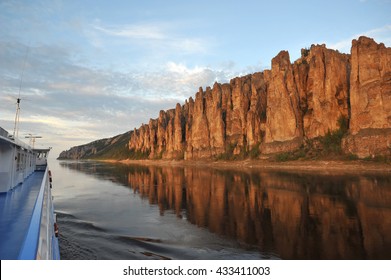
58,131,130,160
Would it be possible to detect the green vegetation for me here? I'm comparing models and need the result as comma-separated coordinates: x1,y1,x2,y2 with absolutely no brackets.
363,155,391,164
275,149,306,162
275,152,290,162
85,132,131,160
175,151,185,160
215,142,261,161
64,115,389,163
249,143,261,159
346,153,359,160
301,47,310,57
275,115,349,162
214,115,353,162
298,48,310,65
319,115,348,154
128,148,150,160
215,142,237,160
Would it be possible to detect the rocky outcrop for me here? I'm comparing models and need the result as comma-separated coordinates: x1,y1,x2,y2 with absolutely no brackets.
342,36,391,158
263,51,302,153
261,44,351,154
350,37,391,133
59,36,391,160
126,73,269,160
296,45,350,138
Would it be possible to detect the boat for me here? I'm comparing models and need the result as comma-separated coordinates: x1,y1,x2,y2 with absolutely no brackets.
0,126,60,259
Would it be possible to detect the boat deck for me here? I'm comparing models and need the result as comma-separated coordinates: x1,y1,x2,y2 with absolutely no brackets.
0,171,44,259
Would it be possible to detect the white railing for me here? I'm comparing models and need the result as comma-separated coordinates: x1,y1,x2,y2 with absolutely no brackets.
17,167,56,259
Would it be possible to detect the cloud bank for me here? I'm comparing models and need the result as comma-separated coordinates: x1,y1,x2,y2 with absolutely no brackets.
0,40,239,157
328,25,391,53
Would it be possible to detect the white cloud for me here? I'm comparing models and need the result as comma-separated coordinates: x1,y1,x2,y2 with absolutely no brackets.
0,41,232,157
130,61,236,103
0,31,252,159
166,62,206,75
174,38,208,54
328,24,391,53
89,21,211,56
92,23,165,40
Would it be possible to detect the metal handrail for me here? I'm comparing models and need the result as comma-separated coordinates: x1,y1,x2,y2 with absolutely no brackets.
17,167,48,259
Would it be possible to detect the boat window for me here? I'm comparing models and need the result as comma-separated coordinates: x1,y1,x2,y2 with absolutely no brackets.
37,151,48,159
21,153,25,170
16,151,21,171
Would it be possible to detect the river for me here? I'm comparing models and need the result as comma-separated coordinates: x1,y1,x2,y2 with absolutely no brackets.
50,160,391,260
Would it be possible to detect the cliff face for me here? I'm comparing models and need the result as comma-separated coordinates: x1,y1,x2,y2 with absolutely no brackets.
342,37,391,158
298,45,350,138
262,51,302,153
126,73,268,160
264,51,302,147
262,44,351,153
59,36,391,160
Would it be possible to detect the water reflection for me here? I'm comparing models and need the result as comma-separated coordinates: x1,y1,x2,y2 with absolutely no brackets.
59,161,391,259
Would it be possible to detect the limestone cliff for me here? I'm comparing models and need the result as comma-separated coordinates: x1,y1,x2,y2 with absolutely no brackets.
342,36,391,158
296,44,350,138
263,51,303,153
58,36,391,160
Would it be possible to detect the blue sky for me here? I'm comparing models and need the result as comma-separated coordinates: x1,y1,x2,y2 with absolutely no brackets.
1,0,390,157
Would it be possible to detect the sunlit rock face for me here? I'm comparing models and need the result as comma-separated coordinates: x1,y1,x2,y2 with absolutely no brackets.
186,87,214,159
342,36,391,158
294,44,350,139
349,37,391,133
59,36,390,160
184,74,266,159
264,51,302,141
263,44,351,153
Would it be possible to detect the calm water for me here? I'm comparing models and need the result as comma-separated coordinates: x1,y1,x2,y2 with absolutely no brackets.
50,160,391,260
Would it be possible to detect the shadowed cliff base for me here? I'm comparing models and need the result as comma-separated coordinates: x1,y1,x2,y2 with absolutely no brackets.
58,36,391,162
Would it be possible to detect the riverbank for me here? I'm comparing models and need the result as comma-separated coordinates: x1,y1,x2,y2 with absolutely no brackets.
103,158,391,174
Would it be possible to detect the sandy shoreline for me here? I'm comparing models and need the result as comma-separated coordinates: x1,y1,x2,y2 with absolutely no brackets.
100,158,391,174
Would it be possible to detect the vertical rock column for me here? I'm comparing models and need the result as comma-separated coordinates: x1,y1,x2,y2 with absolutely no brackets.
342,36,391,158
263,51,303,153
294,45,350,139
186,88,211,159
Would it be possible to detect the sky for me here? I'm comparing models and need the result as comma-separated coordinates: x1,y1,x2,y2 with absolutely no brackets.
0,0,390,158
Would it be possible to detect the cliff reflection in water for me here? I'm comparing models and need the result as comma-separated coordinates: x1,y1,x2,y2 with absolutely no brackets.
63,162,391,259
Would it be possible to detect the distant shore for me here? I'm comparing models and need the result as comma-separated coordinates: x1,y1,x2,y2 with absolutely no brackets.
99,158,391,174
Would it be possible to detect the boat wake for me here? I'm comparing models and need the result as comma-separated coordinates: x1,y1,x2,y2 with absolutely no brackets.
56,211,266,260
56,212,191,260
